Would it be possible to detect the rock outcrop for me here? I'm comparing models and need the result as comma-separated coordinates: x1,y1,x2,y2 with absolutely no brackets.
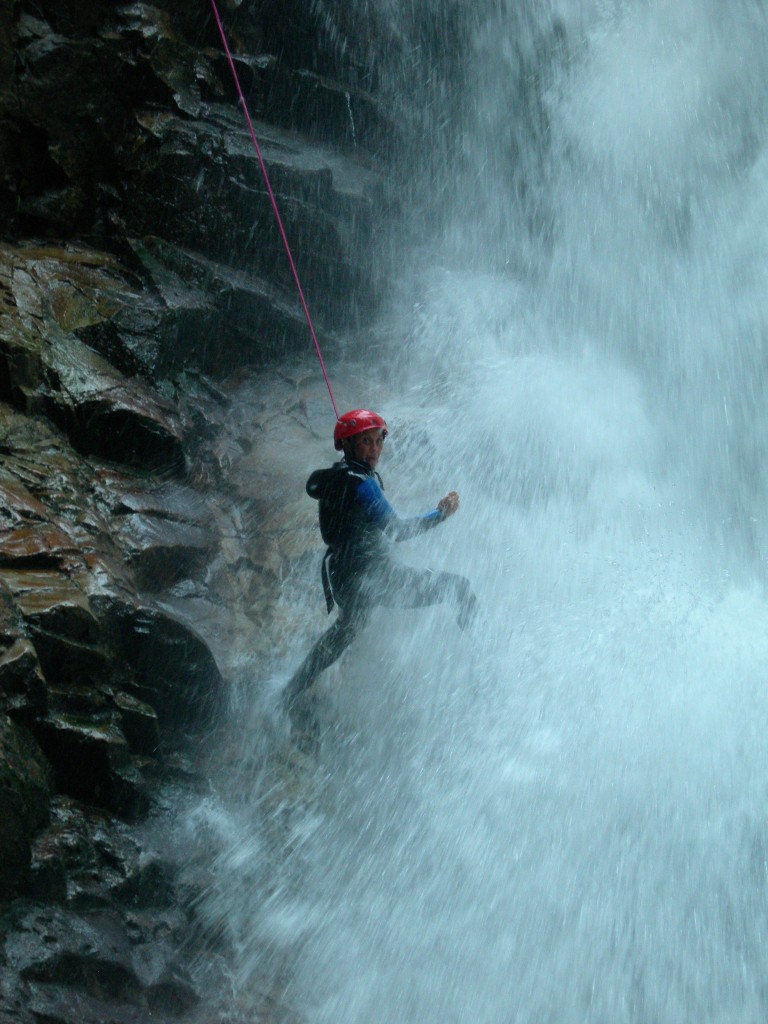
0,1,395,1020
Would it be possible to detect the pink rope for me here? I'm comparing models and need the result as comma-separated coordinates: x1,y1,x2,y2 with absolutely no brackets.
209,0,340,420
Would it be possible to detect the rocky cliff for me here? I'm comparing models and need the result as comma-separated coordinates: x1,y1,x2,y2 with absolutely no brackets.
0,2,396,1020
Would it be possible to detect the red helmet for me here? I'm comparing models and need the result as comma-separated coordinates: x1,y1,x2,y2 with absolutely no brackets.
333,409,388,450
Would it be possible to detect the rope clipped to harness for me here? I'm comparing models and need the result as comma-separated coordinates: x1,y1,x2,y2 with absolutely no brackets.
208,0,340,420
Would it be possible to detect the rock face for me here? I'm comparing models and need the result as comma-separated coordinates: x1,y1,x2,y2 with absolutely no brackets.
4,0,394,366
0,715,51,898
0,1,395,1020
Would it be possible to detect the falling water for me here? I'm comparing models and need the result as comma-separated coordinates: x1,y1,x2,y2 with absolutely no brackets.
197,2,768,1021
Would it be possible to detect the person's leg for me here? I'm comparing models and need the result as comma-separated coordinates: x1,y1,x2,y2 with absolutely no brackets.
283,583,371,750
284,610,364,711
377,564,477,629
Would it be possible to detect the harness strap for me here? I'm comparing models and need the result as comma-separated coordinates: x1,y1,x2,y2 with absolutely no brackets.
321,549,335,613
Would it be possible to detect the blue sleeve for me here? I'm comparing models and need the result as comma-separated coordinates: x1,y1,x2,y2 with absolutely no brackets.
355,476,443,541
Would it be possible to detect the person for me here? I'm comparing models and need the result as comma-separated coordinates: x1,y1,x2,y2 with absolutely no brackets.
283,408,477,745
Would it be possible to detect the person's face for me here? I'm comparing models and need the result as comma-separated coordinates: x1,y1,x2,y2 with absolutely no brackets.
349,428,386,469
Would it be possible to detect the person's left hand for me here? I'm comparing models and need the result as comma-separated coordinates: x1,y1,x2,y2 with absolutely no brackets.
438,491,460,518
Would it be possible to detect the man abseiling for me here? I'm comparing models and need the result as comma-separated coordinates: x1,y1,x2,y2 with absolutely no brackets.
284,408,477,741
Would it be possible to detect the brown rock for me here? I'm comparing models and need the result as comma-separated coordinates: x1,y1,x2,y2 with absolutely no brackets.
44,334,186,472
12,571,99,641
114,513,216,590
0,568,110,688
0,523,82,569
111,479,213,523
0,479,50,522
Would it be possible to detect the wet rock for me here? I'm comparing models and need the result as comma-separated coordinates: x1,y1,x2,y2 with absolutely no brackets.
30,798,99,882
0,322,46,414
15,29,121,230
94,596,223,730
0,245,189,470
16,243,131,334
223,52,396,152
111,480,214,523
25,0,111,38
123,104,384,329
5,0,390,333
0,522,81,569
43,333,186,472
28,797,148,907
124,235,333,375
0,578,24,640
0,478,51,525
0,637,47,724
27,847,68,903
0,4,16,142
7,569,98,641
25,985,148,1024
111,763,151,822
13,7,191,234
34,712,147,817
112,856,175,911
0,405,82,503
6,903,143,1000
0,241,154,382
45,683,113,719
145,962,200,1017
33,630,112,694
114,513,216,591
109,3,210,119
0,715,52,900
124,607,222,728
1,846,201,1021
113,691,161,757
0,568,110,689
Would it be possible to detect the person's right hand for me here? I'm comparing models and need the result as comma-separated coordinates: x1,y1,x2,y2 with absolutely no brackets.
438,491,459,518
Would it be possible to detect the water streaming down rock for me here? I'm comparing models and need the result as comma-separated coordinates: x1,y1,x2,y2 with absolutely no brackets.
201,3,768,1021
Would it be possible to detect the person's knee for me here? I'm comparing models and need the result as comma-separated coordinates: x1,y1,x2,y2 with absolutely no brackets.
429,570,468,604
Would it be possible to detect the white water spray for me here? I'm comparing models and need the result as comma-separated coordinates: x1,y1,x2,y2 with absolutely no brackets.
200,3,768,1021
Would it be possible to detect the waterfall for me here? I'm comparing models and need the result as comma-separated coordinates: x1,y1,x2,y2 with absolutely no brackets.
197,3,768,1021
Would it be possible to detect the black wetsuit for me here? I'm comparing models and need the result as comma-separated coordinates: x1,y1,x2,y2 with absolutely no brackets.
284,457,475,713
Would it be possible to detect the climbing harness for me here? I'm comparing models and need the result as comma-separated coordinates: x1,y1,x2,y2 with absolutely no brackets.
208,0,340,419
